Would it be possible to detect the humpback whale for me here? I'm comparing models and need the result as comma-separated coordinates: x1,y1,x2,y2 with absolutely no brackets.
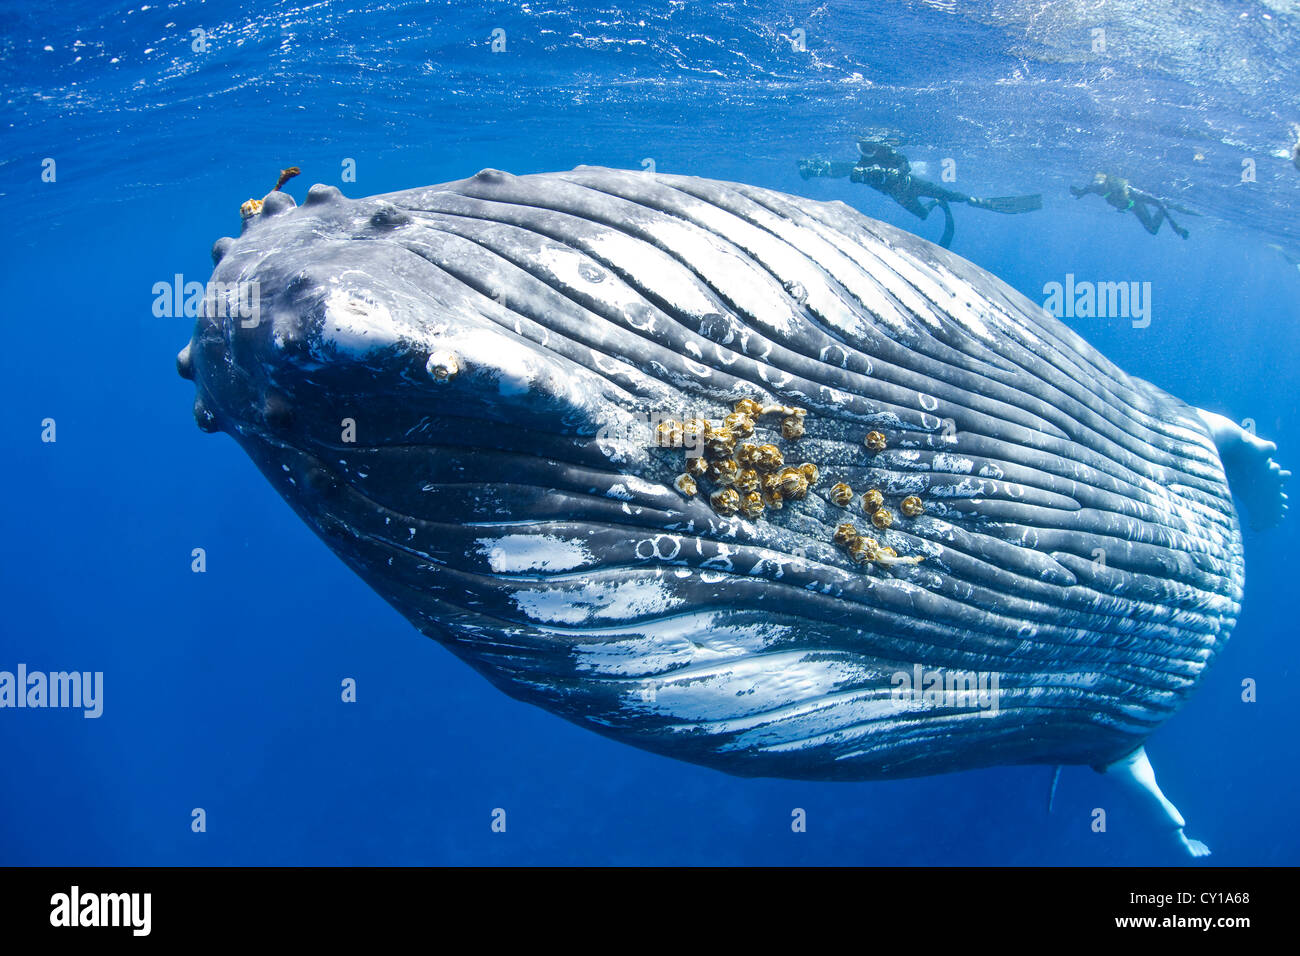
177,166,1287,857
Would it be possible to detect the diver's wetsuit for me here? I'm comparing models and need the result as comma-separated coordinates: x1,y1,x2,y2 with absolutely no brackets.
798,142,1041,249
1070,174,1189,239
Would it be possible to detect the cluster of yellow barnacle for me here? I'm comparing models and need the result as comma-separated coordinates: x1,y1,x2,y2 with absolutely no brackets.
660,408,928,570
825,482,925,533
660,398,814,519
821,429,930,569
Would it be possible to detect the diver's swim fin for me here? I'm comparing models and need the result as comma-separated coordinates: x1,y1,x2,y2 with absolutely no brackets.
976,193,1043,214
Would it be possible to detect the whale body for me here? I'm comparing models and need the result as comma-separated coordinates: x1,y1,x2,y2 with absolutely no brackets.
178,167,1248,798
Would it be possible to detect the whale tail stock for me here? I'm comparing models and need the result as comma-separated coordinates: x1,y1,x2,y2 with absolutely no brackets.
1196,409,1290,531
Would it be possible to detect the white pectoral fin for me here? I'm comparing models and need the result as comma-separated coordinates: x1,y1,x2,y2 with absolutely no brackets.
1102,746,1210,859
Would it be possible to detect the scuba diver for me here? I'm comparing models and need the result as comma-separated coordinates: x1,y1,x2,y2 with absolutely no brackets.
1069,172,1191,239
798,138,1043,249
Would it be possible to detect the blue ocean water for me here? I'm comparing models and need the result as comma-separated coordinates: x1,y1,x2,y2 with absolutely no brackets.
1,0,1297,865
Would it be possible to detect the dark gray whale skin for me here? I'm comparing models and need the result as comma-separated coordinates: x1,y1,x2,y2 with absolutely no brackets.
178,166,1244,783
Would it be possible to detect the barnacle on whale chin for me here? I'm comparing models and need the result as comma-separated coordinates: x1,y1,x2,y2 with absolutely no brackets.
776,466,809,501
756,443,784,471
427,349,460,383
830,481,854,506
901,494,925,517
656,419,684,448
682,418,708,445
864,430,887,453
707,458,739,484
724,412,755,438
862,489,885,512
710,487,740,516
735,468,761,494
706,428,736,459
847,537,871,565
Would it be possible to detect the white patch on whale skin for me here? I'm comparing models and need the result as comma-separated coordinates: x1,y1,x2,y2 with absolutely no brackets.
489,344,536,396
605,476,673,501
510,579,683,624
476,534,595,574
319,287,400,356
568,614,787,679
626,652,878,732
430,326,539,396
931,452,975,474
